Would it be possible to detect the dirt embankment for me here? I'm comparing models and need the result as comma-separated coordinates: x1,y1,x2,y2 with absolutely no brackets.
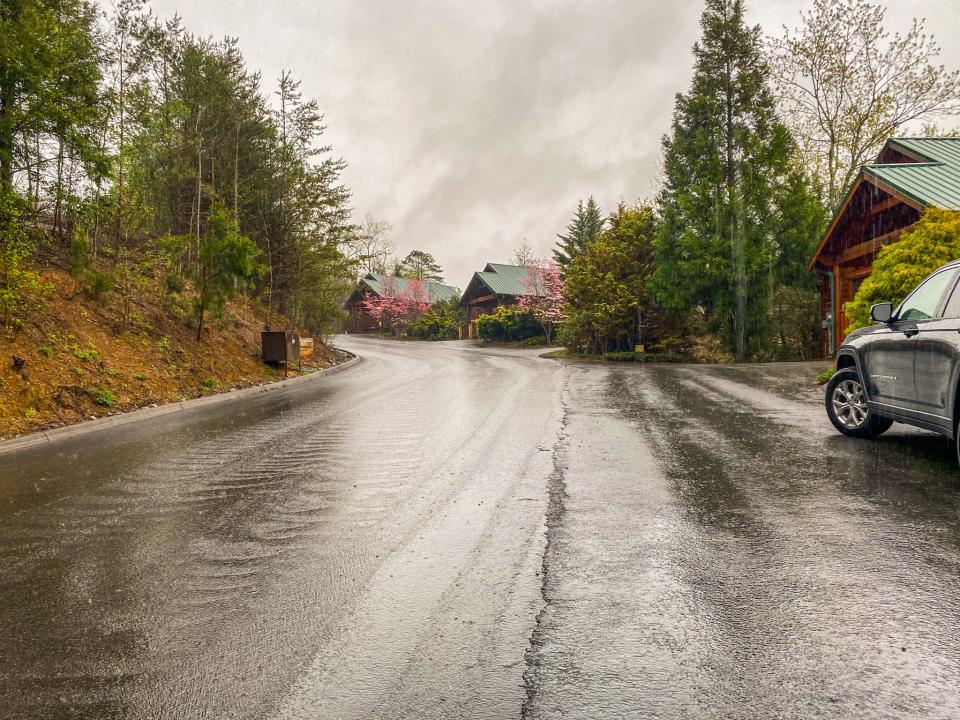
1,266,342,440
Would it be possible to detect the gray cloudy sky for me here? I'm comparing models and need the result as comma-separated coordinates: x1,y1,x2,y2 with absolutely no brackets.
147,0,960,288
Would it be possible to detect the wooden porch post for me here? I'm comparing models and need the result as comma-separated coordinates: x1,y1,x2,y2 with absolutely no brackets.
833,264,843,351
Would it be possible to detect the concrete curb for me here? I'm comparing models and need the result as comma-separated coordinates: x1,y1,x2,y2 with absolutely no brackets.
0,352,362,456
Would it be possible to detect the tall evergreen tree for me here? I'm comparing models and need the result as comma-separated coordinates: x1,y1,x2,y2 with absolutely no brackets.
652,0,823,360
561,203,657,354
553,196,604,267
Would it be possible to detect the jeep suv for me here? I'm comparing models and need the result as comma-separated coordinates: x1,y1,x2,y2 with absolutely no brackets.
825,259,960,465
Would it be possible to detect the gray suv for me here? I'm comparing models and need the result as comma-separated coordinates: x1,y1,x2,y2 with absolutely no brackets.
826,259,960,465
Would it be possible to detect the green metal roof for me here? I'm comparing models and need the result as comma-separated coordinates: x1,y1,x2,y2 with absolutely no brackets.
474,263,537,296
361,273,460,303
864,137,960,210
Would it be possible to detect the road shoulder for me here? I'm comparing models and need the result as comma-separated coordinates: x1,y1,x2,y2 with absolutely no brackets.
0,352,361,456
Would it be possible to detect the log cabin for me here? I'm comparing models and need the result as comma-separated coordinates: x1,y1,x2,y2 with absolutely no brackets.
810,137,960,357
344,272,460,333
458,263,537,339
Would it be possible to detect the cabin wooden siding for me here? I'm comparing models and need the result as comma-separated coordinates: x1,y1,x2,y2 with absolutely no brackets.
811,175,921,355
809,142,934,356
461,294,516,339
344,291,379,333
811,137,960,356
458,263,535,339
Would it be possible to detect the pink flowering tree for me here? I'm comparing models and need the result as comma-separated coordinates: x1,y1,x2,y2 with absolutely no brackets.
361,277,432,335
516,259,566,343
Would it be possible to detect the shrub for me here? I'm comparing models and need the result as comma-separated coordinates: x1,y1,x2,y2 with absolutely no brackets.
475,306,541,341
134,372,147,381
601,351,685,363
846,209,960,333
815,368,834,384
69,343,100,361
0,190,53,333
37,346,53,358
91,388,116,406
200,378,215,391
83,267,115,300
410,313,459,340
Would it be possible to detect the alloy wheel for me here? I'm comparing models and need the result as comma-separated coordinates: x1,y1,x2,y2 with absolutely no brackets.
832,379,868,429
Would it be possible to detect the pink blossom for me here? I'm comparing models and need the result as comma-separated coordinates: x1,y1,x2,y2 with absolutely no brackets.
361,277,432,333
516,259,566,341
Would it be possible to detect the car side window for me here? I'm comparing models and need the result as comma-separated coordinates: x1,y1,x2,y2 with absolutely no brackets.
897,270,956,322
943,278,960,318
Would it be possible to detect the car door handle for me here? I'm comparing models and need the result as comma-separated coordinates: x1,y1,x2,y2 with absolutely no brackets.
903,328,919,337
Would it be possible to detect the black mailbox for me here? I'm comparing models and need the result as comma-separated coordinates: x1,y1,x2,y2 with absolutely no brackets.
262,331,300,364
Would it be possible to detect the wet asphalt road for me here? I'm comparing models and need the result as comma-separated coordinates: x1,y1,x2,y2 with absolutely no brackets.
1,336,959,719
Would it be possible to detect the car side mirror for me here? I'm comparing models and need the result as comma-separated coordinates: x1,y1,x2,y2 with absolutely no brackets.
870,302,893,324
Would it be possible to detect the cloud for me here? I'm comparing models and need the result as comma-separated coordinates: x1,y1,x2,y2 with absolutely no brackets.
144,0,960,286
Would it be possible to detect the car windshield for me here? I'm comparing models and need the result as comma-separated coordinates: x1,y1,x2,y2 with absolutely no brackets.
896,269,956,321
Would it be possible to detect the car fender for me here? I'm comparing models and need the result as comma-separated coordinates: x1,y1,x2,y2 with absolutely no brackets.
836,348,872,400
949,372,960,437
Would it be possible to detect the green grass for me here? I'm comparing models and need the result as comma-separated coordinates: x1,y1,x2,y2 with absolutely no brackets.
90,387,116,406
200,378,215,391
37,345,53,358
134,372,147,381
68,343,100,361
815,368,835,385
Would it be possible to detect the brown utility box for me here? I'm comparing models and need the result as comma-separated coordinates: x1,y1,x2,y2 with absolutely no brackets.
261,331,301,364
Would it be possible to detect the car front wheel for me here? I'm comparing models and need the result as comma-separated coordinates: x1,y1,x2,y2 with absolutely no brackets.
955,424,960,468
825,368,894,439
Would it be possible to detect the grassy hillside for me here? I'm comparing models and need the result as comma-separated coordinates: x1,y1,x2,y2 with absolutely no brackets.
1,265,341,440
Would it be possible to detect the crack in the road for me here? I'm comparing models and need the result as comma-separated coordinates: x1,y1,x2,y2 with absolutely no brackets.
521,376,570,719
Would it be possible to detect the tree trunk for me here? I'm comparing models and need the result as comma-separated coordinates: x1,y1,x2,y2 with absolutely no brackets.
0,82,13,195
54,139,64,239
725,53,746,362
196,301,204,341
116,33,125,254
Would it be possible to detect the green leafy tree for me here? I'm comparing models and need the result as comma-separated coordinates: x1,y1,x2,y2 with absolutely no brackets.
652,0,823,361
0,2,359,344
846,209,960,332
553,197,604,267
0,0,105,204
397,249,444,282
561,203,658,354
191,205,262,340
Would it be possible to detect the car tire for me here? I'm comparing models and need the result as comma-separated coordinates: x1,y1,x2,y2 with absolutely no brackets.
825,368,894,439
955,422,960,469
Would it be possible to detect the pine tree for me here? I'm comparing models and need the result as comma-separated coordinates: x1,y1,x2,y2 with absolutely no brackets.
553,196,604,267
652,0,823,360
